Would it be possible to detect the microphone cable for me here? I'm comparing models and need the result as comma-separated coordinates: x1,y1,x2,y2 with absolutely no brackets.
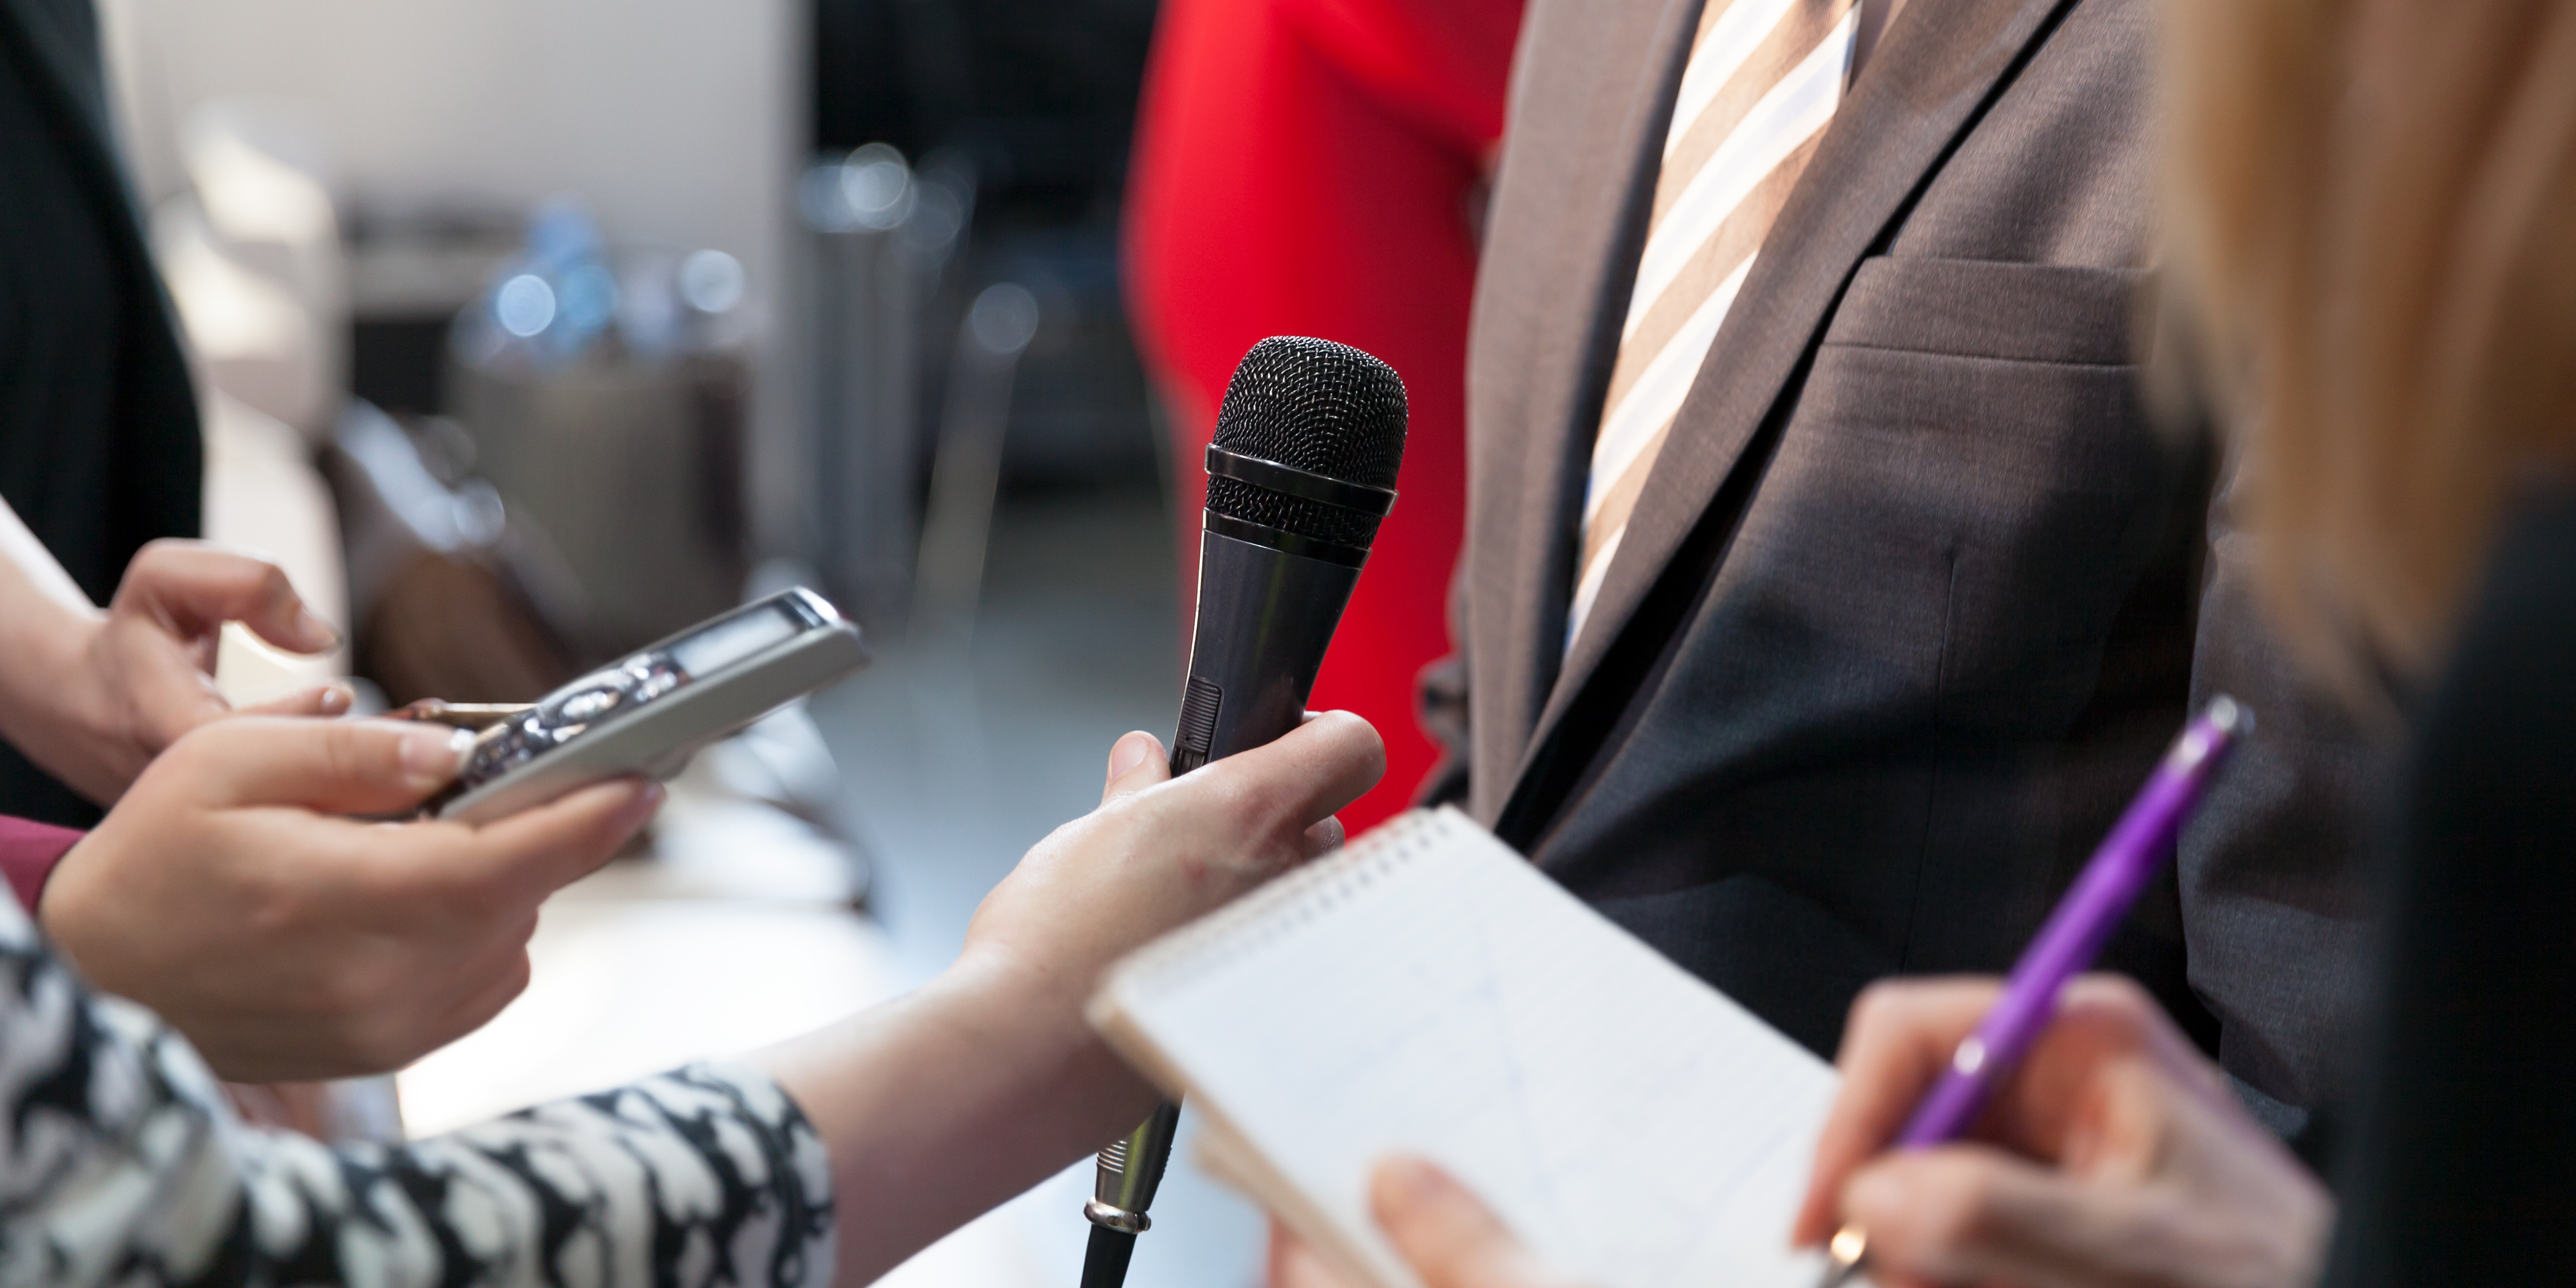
1079,1224,1138,1288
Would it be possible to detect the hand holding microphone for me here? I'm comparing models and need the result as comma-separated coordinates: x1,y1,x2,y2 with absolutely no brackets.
1081,336,1409,1286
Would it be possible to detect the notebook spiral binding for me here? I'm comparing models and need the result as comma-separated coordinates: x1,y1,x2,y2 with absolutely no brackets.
1102,807,1466,996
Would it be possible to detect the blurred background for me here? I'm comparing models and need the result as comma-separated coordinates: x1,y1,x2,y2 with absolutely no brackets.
78,0,1514,1281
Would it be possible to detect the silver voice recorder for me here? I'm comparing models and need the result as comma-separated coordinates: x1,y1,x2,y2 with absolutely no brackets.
432,588,867,824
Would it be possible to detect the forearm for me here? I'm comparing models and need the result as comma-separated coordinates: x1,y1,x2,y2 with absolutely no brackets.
752,951,1159,1285
0,496,175,812
0,495,98,617
752,715,1385,1282
0,501,100,745
7,880,835,1288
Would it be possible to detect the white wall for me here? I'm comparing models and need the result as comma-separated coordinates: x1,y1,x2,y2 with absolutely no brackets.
102,0,808,565
107,0,799,288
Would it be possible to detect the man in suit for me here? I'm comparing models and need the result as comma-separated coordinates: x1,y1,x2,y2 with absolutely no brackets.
1421,0,2378,1134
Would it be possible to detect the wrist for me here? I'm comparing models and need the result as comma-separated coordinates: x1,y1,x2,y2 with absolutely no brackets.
942,943,1156,1114
0,604,104,746
944,942,1106,1056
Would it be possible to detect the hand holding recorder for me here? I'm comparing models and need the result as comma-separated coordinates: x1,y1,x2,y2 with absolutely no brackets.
42,717,660,1080
38,586,867,1081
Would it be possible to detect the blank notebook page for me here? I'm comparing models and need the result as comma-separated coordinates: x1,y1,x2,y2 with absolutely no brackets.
1096,808,1843,1288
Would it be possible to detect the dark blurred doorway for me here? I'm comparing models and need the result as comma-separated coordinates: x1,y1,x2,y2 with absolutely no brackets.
812,0,1162,490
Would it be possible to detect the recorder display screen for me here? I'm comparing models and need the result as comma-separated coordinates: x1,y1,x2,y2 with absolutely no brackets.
670,603,799,678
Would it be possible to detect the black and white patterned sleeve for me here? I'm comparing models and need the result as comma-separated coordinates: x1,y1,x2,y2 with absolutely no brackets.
0,892,836,1287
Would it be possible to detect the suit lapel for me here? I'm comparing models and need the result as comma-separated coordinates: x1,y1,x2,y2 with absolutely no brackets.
1501,0,2078,808
1465,0,1703,823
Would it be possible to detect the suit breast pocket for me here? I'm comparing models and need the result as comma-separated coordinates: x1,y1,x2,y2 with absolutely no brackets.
1819,256,2148,364
1779,256,2181,730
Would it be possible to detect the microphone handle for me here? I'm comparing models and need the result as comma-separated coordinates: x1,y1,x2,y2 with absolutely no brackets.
1080,525,1366,1276
1169,526,1365,774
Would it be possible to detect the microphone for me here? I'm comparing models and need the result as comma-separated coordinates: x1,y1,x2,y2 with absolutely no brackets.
1080,336,1407,1285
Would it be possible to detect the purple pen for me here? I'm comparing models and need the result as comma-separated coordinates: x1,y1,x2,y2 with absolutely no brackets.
1817,695,2248,1288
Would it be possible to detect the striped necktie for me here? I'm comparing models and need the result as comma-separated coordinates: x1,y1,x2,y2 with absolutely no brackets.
1566,0,1860,647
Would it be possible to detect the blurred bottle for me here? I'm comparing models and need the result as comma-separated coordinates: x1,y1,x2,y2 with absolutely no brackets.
444,201,760,661
451,199,752,375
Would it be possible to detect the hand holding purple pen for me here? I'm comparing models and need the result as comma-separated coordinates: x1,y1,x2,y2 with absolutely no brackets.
1814,696,2249,1288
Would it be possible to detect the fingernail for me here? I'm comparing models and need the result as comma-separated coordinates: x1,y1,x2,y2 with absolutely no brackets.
401,726,476,787
297,608,344,653
621,780,668,825
1108,732,1155,780
316,684,353,716
1309,816,1347,856
1374,1157,1447,1217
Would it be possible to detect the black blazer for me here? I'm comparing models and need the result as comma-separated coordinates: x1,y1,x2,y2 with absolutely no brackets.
0,0,203,825
2324,490,2576,1284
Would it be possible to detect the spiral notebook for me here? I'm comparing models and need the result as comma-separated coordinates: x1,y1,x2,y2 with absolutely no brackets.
1087,807,1847,1288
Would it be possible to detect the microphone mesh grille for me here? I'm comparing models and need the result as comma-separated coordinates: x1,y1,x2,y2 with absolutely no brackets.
1205,477,1386,548
1205,337,1407,550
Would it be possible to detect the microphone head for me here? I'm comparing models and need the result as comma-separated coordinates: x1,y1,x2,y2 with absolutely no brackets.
1206,337,1408,554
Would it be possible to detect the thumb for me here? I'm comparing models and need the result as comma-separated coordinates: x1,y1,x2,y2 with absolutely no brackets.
1195,710,1386,843
1291,710,1350,858
1370,1158,1577,1288
1840,1147,2136,1288
1270,1225,1367,1288
435,777,665,907
162,717,473,814
1101,730,1168,804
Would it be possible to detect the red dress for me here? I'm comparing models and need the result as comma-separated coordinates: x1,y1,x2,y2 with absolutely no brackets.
1125,0,1524,830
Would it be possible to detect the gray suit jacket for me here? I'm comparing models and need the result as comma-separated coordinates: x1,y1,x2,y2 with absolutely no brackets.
1428,0,2380,1121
